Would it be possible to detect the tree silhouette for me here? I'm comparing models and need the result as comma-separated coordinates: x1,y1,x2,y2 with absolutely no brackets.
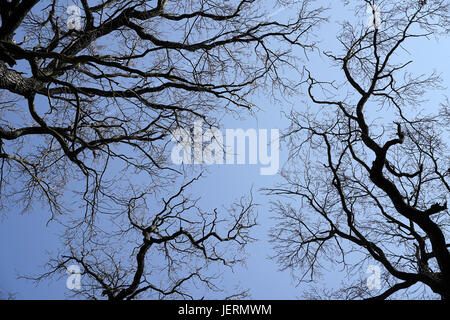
0,0,323,299
267,0,450,299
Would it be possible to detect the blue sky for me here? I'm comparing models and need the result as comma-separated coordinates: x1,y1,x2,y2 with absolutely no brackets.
0,0,449,299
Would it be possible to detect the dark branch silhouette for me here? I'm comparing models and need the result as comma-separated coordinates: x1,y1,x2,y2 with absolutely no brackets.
266,0,450,300
0,0,323,299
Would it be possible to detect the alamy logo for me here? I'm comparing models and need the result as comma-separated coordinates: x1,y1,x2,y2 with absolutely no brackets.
170,121,280,175
67,5,82,31
366,265,381,290
366,4,382,30
66,264,82,290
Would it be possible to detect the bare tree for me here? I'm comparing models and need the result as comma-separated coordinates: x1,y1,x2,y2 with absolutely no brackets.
0,0,323,298
27,177,257,300
0,0,322,217
267,0,450,299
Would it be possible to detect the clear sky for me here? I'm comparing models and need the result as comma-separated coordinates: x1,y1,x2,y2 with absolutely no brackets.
0,0,449,299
